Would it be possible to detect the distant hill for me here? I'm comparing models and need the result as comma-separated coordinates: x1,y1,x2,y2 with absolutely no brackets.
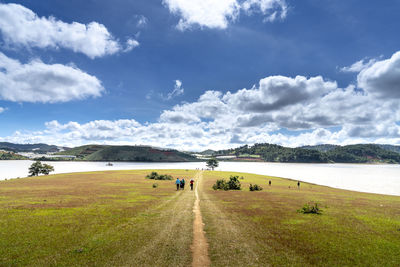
300,144,338,152
58,145,106,158
215,143,400,163
215,143,328,163
198,149,216,156
59,145,199,162
0,142,66,153
0,151,28,160
302,144,400,156
325,144,400,163
377,144,400,153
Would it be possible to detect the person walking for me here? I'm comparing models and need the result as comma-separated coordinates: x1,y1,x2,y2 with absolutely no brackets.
181,178,186,190
190,178,194,191
297,181,300,189
269,180,271,186
175,178,181,190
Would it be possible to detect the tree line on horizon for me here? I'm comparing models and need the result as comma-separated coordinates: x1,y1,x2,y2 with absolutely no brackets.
213,143,400,164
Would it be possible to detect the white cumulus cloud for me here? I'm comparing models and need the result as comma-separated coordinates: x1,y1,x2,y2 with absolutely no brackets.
0,52,104,103
341,58,377,73
357,51,400,99
241,0,287,22
0,3,138,58
3,53,400,150
163,0,287,30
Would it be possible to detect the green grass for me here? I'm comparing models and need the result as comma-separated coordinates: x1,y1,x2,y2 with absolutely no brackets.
1,169,400,266
0,169,196,266
200,171,400,266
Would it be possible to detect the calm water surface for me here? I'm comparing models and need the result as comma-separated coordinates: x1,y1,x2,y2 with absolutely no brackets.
1,161,399,196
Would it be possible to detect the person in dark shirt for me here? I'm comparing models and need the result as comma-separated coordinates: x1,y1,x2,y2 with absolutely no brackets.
190,178,194,190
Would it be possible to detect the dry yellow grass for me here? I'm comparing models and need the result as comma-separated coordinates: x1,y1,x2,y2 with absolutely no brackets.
0,170,196,266
200,171,400,266
2,169,400,266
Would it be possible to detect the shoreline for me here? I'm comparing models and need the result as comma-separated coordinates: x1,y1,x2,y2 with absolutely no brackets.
1,161,400,197
1,158,399,165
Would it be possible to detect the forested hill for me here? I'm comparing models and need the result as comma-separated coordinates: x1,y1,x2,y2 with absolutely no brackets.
213,143,400,163
0,142,65,153
0,151,28,160
58,145,199,162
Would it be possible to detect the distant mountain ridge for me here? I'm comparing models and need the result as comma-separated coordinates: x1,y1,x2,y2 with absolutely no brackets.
1,142,400,163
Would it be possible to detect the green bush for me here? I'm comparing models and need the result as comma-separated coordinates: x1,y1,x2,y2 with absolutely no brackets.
227,175,241,190
212,179,228,190
145,172,173,180
298,202,323,214
212,176,241,191
152,183,158,188
249,184,263,191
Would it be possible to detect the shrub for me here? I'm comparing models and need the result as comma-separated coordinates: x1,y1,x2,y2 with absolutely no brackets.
298,202,323,214
145,172,173,180
227,175,241,190
212,176,241,190
212,179,229,190
249,184,263,191
152,183,158,188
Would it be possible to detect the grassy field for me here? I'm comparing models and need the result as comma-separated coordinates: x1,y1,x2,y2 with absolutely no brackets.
1,169,400,266
200,171,400,266
0,170,196,266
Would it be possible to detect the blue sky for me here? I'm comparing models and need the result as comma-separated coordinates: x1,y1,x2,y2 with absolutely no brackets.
0,0,400,150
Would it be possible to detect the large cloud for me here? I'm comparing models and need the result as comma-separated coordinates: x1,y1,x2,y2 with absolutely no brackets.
163,0,287,30
223,75,337,112
0,52,104,103
3,51,400,149
0,3,138,58
357,51,400,99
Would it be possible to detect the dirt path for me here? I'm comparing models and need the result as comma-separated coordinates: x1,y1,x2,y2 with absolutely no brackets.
191,171,210,267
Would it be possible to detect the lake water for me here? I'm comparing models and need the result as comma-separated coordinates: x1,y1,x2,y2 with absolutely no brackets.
1,160,399,196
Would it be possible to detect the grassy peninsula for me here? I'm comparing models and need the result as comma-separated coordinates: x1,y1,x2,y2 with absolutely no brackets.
1,170,399,266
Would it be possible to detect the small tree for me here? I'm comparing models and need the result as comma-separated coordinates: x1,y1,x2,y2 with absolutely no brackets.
41,164,55,175
28,161,54,176
28,161,42,176
206,157,219,170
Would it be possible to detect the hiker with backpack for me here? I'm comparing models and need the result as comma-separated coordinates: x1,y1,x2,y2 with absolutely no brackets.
180,178,186,190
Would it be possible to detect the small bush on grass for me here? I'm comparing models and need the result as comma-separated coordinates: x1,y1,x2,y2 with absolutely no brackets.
249,184,263,191
152,183,158,188
145,171,173,180
227,175,241,190
212,179,229,190
298,202,323,214
212,175,241,190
